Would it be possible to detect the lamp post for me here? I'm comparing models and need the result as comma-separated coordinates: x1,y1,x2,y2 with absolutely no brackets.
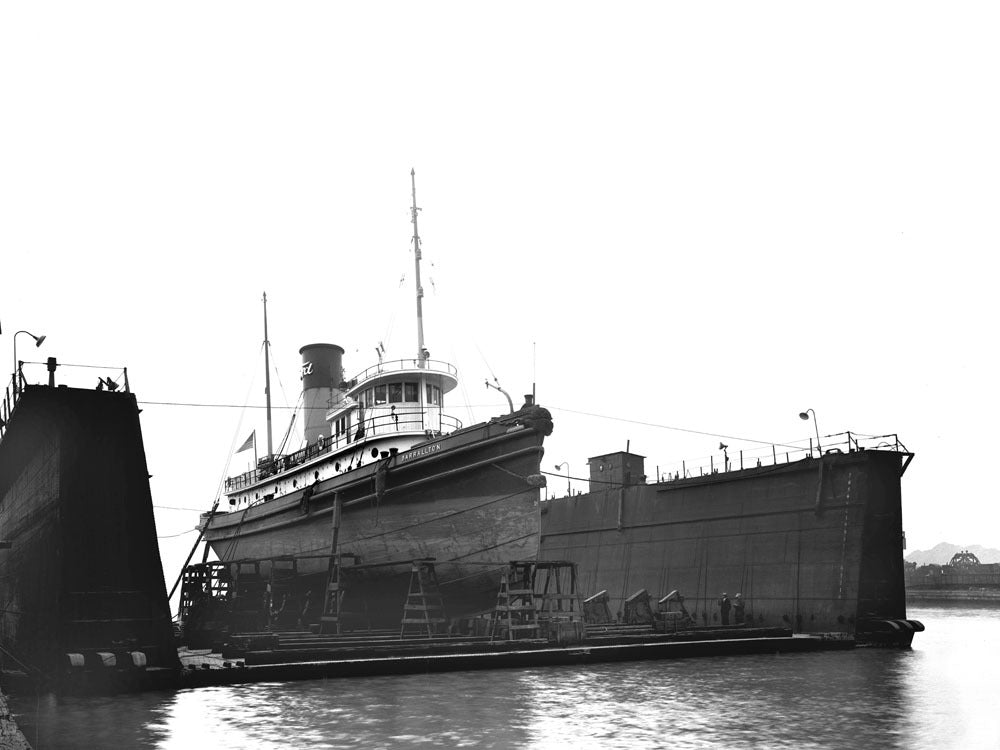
799,408,822,456
555,462,571,497
13,330,46,395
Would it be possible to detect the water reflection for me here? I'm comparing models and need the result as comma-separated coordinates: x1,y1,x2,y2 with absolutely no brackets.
9,606,1000,749
519,653,912,749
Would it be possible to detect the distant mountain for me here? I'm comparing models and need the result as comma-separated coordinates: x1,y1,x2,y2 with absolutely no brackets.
906,542,1000,565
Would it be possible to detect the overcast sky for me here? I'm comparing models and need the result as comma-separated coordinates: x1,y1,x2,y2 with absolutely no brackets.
3,3,998,593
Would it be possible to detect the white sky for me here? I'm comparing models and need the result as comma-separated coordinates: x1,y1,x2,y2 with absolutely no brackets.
3,3,998,596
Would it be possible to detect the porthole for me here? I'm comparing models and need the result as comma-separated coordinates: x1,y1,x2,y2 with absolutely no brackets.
314,471,320,481
335,462,341,471
371,448,379,458
293,480,298,488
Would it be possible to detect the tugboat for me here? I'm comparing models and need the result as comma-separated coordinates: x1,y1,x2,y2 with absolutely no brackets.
195,172,552,629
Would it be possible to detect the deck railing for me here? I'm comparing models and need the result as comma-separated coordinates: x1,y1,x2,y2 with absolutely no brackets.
224,409,463,492
1,359,130,440
348,358,458,386
650,431,910,484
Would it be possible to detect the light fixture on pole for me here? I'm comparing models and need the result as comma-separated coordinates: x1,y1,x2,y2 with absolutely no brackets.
799,408,822,456
719,442,729,471
13,330,46,395
555,462,571,497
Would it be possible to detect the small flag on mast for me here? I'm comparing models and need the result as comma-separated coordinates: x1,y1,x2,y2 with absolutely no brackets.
236,431,255,454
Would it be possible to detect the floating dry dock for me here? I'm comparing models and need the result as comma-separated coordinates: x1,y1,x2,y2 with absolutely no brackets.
1,367,915,699
172,625,853,689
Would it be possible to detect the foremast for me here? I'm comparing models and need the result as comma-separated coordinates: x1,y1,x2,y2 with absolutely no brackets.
411,168,428,368
263,291,274,457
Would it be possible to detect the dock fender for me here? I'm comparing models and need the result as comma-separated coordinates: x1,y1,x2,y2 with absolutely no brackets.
857,618,900,632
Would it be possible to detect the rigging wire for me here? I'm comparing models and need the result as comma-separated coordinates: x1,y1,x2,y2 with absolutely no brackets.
139,400,310,410
138,395,802,453
154,504,211,512
476,344,499,384
157,527,198,539
548,405,804,451
203,345,266,517
277,392,303,455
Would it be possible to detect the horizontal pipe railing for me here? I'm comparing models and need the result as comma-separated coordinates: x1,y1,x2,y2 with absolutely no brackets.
1,360,130,440
348,358,458,386
651,432,909,484
225,409,464,492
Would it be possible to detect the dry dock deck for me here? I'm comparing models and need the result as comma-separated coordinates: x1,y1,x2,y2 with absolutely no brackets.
173,626,854,689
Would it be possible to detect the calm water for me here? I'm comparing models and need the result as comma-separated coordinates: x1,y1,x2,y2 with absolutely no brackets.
9,605,1000,749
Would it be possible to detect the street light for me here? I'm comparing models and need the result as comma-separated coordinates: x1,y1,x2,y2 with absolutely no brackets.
13,330,46,395
554,462,571,497
799,408,822,456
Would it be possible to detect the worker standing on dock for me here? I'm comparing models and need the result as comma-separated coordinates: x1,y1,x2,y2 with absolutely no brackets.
719,593,732,625
733,593,745,625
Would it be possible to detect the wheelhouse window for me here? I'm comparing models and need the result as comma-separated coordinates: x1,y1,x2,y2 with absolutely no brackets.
335,415,350,437
426,384,441,405
374,385,387,405
389,383,403,403
404,382,418,402
363,389,373,408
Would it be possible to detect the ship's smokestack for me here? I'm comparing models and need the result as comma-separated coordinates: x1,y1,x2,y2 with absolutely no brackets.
299,343,344,445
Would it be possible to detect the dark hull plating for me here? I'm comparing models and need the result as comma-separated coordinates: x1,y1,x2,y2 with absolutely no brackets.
0,386,179,678
539,450,911,640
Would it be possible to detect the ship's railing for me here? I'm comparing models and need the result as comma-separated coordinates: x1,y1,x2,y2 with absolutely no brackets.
1,359,130,440
651,431,909,483
224,409,463,492
349,358,458,386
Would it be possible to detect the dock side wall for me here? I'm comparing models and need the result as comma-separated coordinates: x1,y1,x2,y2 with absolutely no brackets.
0,427,62,671
539,450,907,633
0,386,178,674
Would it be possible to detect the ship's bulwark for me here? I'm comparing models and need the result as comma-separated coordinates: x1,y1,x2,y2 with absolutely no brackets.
539,449,908,635
0,386,179,677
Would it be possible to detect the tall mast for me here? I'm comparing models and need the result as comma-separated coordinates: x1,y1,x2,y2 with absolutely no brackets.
410,168,427,367
262,291,274,457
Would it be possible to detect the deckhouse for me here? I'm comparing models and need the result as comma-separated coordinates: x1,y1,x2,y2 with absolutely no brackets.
222,170,465,507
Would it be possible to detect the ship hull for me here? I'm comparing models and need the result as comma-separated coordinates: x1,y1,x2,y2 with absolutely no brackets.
202,407,550,625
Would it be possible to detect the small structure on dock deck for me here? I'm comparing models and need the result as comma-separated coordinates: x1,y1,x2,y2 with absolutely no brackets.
623,589,655,625
400,561,447,638
490,560,584,643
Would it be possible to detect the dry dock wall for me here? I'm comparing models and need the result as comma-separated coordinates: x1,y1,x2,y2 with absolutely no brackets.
0,385,178,676
539,450,907,634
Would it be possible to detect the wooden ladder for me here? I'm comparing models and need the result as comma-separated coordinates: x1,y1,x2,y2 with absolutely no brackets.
400,561,448,638
319,552,362,634
491,561,540,641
